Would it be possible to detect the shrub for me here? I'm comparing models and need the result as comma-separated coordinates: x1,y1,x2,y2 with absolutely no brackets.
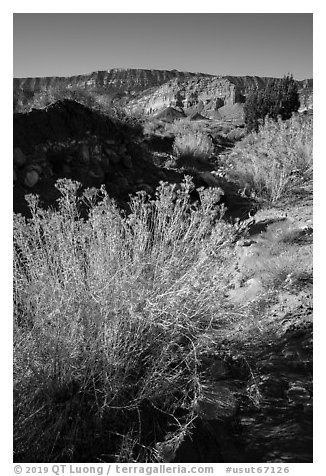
173,131,214,161
228,115,313,202
225,127,246,143
14,178,236,462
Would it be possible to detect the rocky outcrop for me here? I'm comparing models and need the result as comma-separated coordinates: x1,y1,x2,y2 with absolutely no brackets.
13,68,198,101
13,69,313,118
13,99,257,221
126,75,312,119
13,100,179,217
125,76,240,117
13,147,27,167
154,106,186,122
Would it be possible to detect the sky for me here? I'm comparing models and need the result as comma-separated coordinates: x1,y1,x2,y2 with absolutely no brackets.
13,13,313,80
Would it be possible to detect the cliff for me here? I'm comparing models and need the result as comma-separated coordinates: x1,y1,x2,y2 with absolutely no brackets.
13,68,199,96
13,68,313,118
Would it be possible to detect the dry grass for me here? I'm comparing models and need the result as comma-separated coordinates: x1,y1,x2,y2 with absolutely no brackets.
173,131,214,161
14,178,236,462
228,115,313,202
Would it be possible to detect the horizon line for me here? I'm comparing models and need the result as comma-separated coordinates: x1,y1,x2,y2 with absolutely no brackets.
13,67,313,81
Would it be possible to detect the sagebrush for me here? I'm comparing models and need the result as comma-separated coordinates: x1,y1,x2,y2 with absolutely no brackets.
173,131,214,162
14,178,236,462
228,115,312,202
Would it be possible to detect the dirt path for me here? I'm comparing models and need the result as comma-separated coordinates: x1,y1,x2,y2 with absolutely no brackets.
173,183,313,463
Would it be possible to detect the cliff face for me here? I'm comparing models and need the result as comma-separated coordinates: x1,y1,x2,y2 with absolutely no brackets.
13,68,313,117
13,68,199,95
125,76,239,117
124,74,313,118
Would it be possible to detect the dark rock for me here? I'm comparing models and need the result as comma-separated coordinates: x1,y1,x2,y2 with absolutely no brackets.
13,100,122,151
13,147,26,167
24,170,39,188
286,385,311,403
78,144,90,164
236,238,257,247
13,99,177,217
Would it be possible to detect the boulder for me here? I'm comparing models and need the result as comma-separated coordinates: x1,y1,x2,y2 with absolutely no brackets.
236,238,256,247
228,277,264,304
24,170,39,188
78,144,90,164
287,385,311,403
13,147,26,167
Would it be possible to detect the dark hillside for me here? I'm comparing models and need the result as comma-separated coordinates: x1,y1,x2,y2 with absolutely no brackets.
14,100,123,152
13,100,181,216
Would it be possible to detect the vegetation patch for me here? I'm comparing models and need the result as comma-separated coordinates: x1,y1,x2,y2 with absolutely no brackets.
14,178,237,462
227,115,312,202
172,130,214,167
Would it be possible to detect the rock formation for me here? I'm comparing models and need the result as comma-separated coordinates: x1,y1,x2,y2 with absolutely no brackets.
13,100,180,217
13,68,313,119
